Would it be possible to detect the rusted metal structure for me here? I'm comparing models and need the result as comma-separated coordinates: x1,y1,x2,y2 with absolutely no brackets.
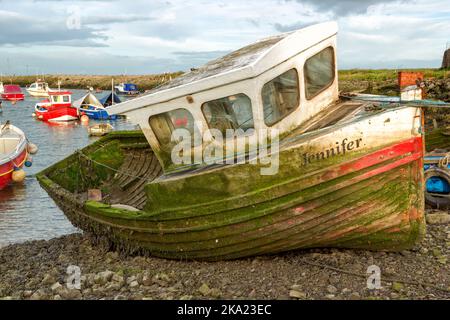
442,42,450,69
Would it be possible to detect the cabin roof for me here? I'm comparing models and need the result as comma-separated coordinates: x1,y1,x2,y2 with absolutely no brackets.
3,85,22,92
107,21,338,115
150,34,289,92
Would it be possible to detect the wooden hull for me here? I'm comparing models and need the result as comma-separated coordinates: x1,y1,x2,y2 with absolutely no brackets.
37,106,426,260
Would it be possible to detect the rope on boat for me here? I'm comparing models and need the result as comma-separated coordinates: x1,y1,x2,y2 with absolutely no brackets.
438,153,450,168
76,150,152,182
298,257,450,294
341,94,450,108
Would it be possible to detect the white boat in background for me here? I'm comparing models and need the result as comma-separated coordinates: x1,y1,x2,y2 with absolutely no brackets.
114,83,139,95
26,80,55,97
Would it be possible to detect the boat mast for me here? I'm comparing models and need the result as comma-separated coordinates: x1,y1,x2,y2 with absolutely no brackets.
112,78,114,106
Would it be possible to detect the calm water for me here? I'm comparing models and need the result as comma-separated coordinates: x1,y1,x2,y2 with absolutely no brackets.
0,89,137,247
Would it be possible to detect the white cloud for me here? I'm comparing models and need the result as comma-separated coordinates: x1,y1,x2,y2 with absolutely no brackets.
0,0,448,73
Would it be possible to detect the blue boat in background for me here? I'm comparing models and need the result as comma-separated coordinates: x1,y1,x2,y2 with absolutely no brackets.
73,93,117,120
100,92,121,107
115,83,140,95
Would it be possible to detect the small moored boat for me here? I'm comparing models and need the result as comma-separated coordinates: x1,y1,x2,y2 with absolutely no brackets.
73,93,117,120
115,83,139,96
0,81,4,95
34,91,79,122
37,22,426,260
0,122,37,190
26,80,55,98
1,85,25,102
88,123,114,137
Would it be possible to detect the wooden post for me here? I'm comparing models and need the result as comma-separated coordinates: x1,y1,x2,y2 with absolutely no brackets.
112,78,114,106
442,48,450,69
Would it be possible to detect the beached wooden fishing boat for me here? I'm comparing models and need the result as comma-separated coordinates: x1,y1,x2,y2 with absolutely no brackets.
37,22,426,260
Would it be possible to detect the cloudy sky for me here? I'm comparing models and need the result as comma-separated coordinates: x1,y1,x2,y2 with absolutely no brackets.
0,0,449,75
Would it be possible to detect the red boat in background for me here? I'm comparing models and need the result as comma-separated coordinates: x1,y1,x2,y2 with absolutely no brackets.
0,122,31,190
1,85,25,101
34,91,79,122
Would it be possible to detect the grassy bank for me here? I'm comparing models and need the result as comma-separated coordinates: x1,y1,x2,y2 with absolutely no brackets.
1,68,448,93
339,68,450,82
339,68,450,94
1,73,183,91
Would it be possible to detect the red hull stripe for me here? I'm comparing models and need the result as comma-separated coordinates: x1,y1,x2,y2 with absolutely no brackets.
0,149,28,189
318,137,423,183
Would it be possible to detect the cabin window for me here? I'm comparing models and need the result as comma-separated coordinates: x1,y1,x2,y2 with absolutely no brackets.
63,96,70,103
304,47,335,99
149,108,198,146
262,69,300,126
202,94,254,135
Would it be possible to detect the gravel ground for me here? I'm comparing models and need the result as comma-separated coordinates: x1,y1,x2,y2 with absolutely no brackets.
0,209,449,300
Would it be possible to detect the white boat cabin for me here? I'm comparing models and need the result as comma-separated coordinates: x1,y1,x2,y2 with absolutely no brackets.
29,81,50,91
107,22,339,171
48,92,72,105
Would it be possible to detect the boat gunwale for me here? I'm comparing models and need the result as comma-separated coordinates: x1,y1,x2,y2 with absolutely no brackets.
0,125,28,166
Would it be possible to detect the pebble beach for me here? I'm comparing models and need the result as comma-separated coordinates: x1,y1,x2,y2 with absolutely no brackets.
0,209,448,300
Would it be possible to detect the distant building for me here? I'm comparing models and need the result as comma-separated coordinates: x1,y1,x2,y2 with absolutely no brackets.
442,48,450,69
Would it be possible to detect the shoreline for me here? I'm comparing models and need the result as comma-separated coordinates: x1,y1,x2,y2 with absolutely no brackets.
1,68,448,93
1,73,183,91
0,209,448,300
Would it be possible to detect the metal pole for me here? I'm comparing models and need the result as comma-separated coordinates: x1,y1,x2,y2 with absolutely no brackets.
112,78,114,106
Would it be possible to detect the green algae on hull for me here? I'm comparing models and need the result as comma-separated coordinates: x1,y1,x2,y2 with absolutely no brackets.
37,118,426,260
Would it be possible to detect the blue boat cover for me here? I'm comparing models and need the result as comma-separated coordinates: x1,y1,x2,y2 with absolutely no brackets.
123,83,138,91
100,92,122,106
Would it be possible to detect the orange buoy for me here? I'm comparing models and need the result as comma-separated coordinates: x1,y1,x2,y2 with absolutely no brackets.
80,114,90,124
12,168,26,183
27,143,38,154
